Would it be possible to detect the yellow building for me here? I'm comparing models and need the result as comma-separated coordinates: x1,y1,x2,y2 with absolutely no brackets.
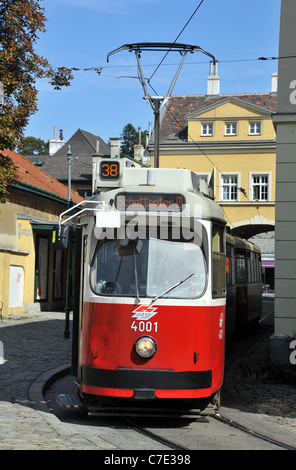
0,149,83,317
156,75,277,243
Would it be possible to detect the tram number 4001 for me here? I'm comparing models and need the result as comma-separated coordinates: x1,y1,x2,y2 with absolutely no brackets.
131,321,158,333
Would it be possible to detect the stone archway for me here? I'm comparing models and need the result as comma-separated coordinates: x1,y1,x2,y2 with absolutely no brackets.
229,216,275,239
229,217,275,293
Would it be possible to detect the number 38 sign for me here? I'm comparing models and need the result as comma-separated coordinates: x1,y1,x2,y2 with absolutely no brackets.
99,160,120,180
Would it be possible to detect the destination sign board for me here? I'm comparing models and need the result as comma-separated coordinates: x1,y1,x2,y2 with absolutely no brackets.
115,192,185,211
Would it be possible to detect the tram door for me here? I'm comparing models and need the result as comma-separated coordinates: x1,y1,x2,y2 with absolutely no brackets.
71,228,84,377
34,236,49,301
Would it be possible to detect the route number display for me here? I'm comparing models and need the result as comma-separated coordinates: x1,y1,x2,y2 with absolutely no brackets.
99,160,120,180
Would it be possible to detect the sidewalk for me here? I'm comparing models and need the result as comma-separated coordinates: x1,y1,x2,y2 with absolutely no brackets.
221,299,296,449
0,311,115,450
0,307,295,450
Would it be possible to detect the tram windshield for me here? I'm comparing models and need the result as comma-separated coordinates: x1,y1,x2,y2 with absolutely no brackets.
90,227,208,299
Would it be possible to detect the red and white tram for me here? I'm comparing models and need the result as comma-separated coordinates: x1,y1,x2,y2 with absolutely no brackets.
56,162,261,416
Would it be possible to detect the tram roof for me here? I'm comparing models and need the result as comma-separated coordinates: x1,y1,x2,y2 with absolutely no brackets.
93,167,225,223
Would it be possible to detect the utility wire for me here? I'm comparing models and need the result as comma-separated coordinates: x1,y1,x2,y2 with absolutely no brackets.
148,0,206,83
0,54,284,76
148,84,254,227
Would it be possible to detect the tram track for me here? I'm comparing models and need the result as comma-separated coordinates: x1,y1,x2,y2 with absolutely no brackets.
123,418,189,451
121,302,296,451
212,413,296,451
123,410,296,451
214,301,296,451
45,300,296,450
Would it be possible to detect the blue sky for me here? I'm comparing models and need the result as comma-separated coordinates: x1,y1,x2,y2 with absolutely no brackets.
25,0,281,144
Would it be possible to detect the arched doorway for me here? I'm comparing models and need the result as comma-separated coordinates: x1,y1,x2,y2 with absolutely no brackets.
229,219,275,293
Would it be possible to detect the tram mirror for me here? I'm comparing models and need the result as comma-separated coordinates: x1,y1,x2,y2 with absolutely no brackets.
96,210,121,228
118,236,130,247
52,225,69,250
115,237,142,256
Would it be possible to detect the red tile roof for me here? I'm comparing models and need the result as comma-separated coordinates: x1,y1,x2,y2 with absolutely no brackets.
160,93,278,141
2,148,84,204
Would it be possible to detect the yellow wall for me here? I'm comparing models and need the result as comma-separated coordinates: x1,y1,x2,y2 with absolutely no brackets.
159,152,276,203
155,100,276,235
0,189,66,316
188,101,276,142
0,219,35,316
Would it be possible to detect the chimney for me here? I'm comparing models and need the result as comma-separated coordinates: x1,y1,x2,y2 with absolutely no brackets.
49,126,66,155
271,72,278,95
134,144,144,163
207,61,220,97
95,140,101,154
109,137,121,159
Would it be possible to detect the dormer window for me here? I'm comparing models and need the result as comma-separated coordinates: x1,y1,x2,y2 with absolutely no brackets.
225,122,237,136
201,123,213,136
249,121,261,135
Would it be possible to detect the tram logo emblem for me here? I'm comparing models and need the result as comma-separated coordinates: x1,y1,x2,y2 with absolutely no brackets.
132,305,158,321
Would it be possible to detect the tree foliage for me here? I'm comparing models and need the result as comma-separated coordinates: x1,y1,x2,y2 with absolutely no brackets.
0,0,73,202
0,151,19,203
18,136,49,155
120,123,147,158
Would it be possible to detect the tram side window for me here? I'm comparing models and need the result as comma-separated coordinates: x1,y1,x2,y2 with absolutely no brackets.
247,251,262,284
226,244,235,286
212,224,226,297
235,250,247,284
247,252,253,283
254,253,262,283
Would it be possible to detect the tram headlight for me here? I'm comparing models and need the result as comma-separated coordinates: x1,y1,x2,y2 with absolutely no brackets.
134,336,157,359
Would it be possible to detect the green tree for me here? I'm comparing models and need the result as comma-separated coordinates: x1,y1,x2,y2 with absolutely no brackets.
0,0,73,202
0,152,19,203
120,123,137,158
18,136,49,155
120,123,147,158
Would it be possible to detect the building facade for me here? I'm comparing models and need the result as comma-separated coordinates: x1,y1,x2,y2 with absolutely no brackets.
272,0,296,363
0,149,83,317
157,92,276,238
26,128,111,200
151,71,277,280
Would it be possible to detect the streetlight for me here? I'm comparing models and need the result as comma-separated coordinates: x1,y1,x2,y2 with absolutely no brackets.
64,145,72,339
67,144,72,206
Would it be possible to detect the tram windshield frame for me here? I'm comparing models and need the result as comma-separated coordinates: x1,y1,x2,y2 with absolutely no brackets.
89,224,208,300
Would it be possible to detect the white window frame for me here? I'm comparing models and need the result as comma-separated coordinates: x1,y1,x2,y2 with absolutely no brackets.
219,173,240,202
201,123,213,136
250,172,271,202
249,121,261,135
194,173,210,191
225,122,237,136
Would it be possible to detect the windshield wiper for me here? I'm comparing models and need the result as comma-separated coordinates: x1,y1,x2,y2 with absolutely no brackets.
134,252,140,303
149,273,194,307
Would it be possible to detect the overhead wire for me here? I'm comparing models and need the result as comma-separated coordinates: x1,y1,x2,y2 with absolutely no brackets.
0,54,284,77
146,69,236,226
148,0,206,83
13,1,278,224
159,100,235,226
140,0,236,225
